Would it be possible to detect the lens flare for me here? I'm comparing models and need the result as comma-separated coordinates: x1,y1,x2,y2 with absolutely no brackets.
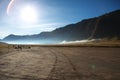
7,0,15,15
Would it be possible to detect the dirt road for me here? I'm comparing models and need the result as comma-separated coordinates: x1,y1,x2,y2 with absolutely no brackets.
0,47,120,80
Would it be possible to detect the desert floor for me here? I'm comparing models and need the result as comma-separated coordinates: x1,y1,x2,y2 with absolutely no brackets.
0,46,120,80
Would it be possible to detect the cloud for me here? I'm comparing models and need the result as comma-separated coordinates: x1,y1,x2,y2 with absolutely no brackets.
17,23,61,29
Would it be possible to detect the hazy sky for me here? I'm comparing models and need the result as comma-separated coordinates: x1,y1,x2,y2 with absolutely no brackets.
0,0,120,39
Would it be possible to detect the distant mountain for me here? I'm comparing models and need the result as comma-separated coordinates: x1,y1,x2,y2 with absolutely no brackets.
3,10,120,44
0,42,7,45
0,39,3,42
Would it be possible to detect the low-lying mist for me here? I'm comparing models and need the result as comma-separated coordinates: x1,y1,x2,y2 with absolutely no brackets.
2,39,96,45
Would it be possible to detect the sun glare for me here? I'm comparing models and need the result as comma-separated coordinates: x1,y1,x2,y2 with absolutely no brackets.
20,5,38,23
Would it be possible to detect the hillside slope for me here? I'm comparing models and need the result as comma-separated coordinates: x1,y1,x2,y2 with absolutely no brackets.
3,10,120,43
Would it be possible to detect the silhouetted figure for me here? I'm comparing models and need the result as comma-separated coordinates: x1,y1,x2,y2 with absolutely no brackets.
14,45,18,49
14,45,22,51
18,45,22,50
28,46,31,49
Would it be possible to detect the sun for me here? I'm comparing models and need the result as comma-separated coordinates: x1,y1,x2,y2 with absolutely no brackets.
20,5,38,23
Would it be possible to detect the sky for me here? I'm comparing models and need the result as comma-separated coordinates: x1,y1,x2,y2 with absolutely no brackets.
0,0,120,39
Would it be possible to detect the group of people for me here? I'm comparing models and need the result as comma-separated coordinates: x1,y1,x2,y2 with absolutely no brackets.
13,45,31,50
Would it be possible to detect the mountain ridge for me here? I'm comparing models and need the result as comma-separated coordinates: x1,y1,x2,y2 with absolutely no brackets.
3,9,120,44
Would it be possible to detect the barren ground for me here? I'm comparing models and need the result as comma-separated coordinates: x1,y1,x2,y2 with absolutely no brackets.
0,46,120,80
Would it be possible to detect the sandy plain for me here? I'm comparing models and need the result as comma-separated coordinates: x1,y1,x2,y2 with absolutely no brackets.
0,44,120,80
